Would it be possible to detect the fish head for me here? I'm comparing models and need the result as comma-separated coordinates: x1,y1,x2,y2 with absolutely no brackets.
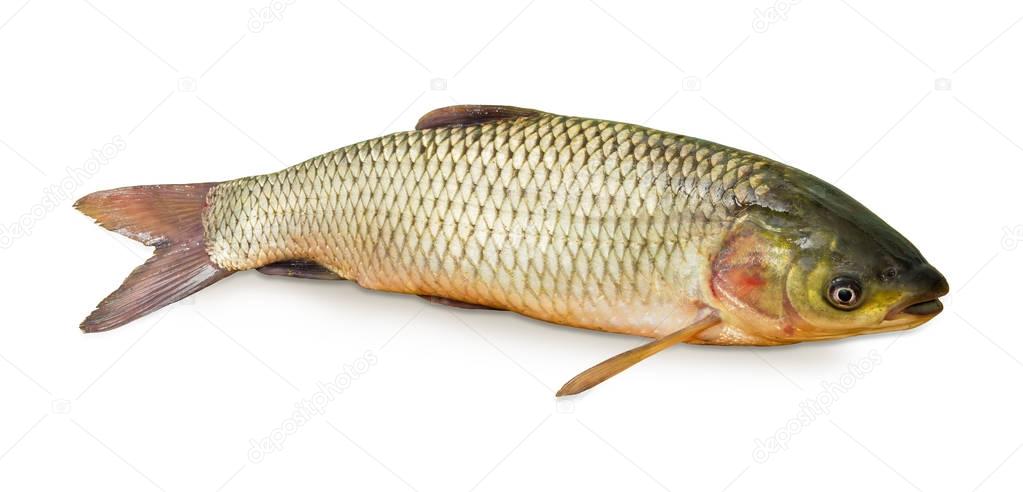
709,166,948,343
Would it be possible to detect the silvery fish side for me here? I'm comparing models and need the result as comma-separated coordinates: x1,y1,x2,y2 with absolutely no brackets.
203,110,775,338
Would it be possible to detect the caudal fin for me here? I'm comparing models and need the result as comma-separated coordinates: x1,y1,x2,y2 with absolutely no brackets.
74,183,232,333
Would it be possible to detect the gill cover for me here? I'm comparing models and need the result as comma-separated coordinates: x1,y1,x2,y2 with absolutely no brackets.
711,217,796,325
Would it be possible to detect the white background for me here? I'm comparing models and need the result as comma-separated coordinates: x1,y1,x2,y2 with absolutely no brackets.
1,1,1021,491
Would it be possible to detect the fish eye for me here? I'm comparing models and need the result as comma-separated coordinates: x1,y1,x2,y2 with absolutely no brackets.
827,276,863,310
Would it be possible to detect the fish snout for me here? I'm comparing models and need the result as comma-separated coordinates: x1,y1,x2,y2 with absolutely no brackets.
887,265,948,319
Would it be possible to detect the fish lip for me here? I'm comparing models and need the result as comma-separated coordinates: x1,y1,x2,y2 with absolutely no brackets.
886,298,944,320
902,299,943,315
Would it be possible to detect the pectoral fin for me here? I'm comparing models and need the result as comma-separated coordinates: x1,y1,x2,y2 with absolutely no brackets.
556,314,722,397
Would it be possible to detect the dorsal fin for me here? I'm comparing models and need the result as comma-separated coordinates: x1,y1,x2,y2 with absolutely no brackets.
415,105,543,130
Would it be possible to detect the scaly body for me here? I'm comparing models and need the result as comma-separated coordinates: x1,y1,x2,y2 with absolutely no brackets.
204,113,770,340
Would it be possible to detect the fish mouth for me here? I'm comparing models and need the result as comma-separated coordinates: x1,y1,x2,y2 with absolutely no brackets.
886,296,946,321
885,270,949,321
900,299,943,316
885,265,948,321
868,298,943,336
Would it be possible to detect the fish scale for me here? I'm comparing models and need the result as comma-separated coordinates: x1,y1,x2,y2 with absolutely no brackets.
202,112,772,337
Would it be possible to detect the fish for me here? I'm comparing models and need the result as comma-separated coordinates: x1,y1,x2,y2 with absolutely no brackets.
75,105,948,395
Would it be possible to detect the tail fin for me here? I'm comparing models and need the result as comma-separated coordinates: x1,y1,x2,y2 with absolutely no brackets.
74,183,232,332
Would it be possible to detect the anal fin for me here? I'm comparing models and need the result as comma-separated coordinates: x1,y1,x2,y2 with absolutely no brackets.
257,260,343,280
556,313,722,397
419,295,500,310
